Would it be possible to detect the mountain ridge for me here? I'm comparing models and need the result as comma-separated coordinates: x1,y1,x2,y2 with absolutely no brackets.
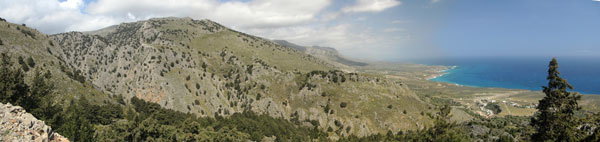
272,40,368,67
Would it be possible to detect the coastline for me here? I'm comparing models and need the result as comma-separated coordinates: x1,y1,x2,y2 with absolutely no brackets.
426,65,456,80
427,65,466,87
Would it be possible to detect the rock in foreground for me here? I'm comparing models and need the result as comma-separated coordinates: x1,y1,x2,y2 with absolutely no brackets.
0,103,69,142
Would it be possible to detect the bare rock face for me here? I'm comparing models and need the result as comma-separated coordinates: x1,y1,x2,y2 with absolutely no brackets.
0,103,69,142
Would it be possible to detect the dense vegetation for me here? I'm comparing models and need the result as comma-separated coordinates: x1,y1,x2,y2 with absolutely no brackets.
2,50,600,141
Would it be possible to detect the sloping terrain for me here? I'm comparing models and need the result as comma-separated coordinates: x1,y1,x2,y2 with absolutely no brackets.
0,19,114,105
1,17,434,137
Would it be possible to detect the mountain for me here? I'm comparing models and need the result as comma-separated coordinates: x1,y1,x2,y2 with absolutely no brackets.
272,39,307,52
0,17,433,138
273,40,368,68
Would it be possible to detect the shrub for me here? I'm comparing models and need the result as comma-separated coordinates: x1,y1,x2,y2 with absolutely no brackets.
485,102,502,114
256,93,261,100
340,102,347,108
334,120,342,127
26,57,35,67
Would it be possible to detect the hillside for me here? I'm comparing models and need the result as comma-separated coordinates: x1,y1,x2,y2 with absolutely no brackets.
273,40,368,69
1,17,435,138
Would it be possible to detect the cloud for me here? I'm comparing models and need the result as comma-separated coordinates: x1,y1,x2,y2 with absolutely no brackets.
242,23,409,60
342,0,401,13
431,0,441,3
0,0,333,33
383,28,405,32
0,0,88,33
59,0,84,9
319,11,341,21
86,0,216,18
391,20,411,24
213,0,332,28
245,24,375,49
86,0,332,29
355,16,367,21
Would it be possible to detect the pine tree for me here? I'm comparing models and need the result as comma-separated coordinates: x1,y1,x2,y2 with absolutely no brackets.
30,69,59,124
0,53,29,105
1,53,60,126
18,69,47,110
531,57,582,142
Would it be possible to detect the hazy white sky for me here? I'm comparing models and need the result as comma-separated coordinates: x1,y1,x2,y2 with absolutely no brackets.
1,0,599,60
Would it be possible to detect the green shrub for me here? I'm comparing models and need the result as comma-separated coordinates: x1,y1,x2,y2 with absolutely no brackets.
340,102,348,108
26,57,35,67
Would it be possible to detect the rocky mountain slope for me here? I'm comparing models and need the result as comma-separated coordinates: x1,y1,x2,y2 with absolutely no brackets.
1,17,435,137
273,40,367,70
0,103,68,142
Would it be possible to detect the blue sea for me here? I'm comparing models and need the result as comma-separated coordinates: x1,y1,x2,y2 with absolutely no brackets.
416,57,600,95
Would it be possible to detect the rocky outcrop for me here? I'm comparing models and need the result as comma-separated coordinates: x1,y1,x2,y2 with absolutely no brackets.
0,103,69,142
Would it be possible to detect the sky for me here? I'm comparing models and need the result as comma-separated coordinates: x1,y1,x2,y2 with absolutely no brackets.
1,0,599,61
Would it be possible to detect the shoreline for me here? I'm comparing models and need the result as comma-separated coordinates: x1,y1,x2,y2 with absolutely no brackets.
426,65,466,87
426,65,457,80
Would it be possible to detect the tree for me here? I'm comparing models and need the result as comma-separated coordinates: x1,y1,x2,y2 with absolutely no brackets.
58,97,94,142
20,69,52,111
418,105,470,142
531,58,582,142
17,56,29,72
17,56,25,65
26,56,35,67
340,102,348,108
1,53,61,128
0,53,29,105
